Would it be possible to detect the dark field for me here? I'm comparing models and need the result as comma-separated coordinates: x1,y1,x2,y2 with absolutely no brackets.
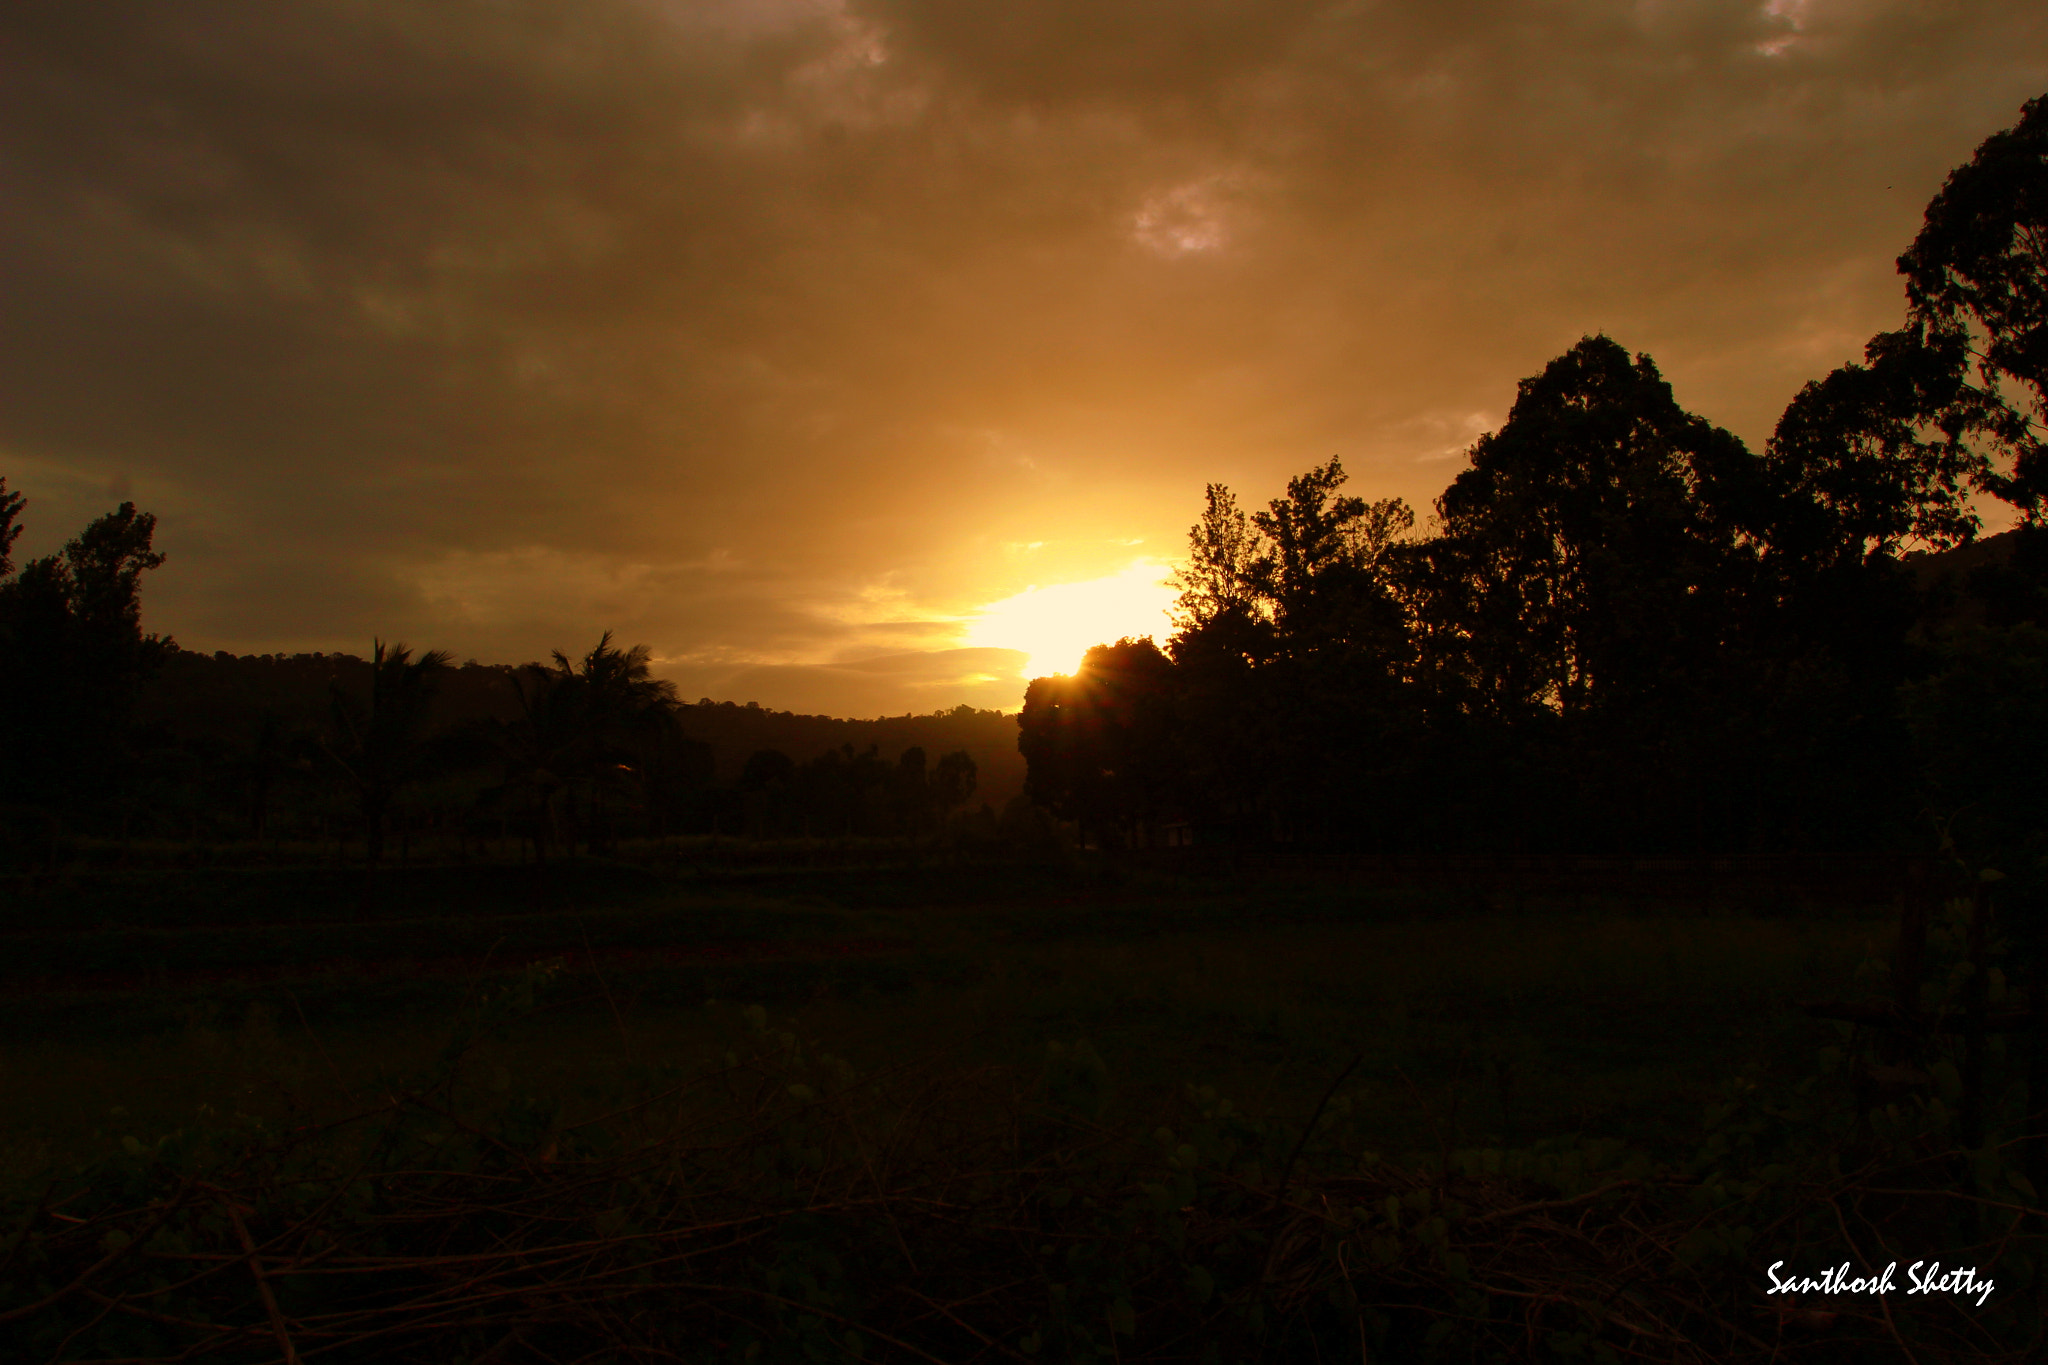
1,848,1885,1188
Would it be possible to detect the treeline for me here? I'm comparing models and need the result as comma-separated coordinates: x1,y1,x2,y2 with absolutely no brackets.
1021,96,2048,873
133,646,1028,848
0,533,1026,864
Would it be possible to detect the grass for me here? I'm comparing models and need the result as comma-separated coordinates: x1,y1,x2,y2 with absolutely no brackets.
0,853,1885,1195
16,852,2038,1364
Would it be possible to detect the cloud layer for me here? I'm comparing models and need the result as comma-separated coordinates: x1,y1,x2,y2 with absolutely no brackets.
2,0,2041,714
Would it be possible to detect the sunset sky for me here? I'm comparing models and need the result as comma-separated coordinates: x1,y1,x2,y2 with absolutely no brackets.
3,1,2043,717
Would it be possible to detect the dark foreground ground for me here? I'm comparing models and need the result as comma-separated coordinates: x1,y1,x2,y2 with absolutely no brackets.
4,847,2034,1363
3,848,1882,1180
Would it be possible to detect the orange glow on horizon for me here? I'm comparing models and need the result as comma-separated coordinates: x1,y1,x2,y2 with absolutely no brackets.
962,559,1179,679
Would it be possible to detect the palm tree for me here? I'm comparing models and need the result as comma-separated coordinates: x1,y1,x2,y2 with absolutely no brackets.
491,634,679,860
324,640,452,863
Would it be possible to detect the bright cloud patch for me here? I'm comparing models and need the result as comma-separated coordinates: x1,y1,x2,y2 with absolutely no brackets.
961,559,1179,679
1132,181,1232,256
1757,0,1811,56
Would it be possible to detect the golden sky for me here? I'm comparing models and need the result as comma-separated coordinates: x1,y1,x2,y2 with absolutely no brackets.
2,0,2042,716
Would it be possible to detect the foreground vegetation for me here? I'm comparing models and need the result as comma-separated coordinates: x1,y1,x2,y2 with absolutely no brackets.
2,852,2042,1361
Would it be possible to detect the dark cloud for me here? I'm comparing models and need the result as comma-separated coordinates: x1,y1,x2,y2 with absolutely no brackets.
1,0,2042,713
863,0,1332,104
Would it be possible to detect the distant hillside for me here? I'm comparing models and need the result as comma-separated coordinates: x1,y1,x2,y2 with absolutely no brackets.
1906,525,2024,584
138,648,1028,811
1907,525,2048,634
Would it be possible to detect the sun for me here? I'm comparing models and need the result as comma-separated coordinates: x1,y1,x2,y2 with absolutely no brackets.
962,559,1179,679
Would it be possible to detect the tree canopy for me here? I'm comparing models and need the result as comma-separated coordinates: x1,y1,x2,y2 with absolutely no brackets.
1899,92,2048,515
0,495,172,819
1019,93,2048,857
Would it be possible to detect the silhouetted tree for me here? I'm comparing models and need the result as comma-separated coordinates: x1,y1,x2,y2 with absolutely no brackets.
1897,92,2048,517
843,743,891,834
240,709,316,843
489,634,682,857
739,748,797,790
0,494,172,821
488,664,577,863
552,633,682,851
1151,460,1425,844
735,748,796,838
1042,330,1962,853
794,743,886,837
1765,327,1989,571
1417,337,1759,723
1249,460,1413,642
892,745,934,832
1169,483,1270,638
325,640,452,864
932,749,978,822
1168,461,1414,656
0,479,22,579
1738,93,2048,850
1019,638,1176,849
